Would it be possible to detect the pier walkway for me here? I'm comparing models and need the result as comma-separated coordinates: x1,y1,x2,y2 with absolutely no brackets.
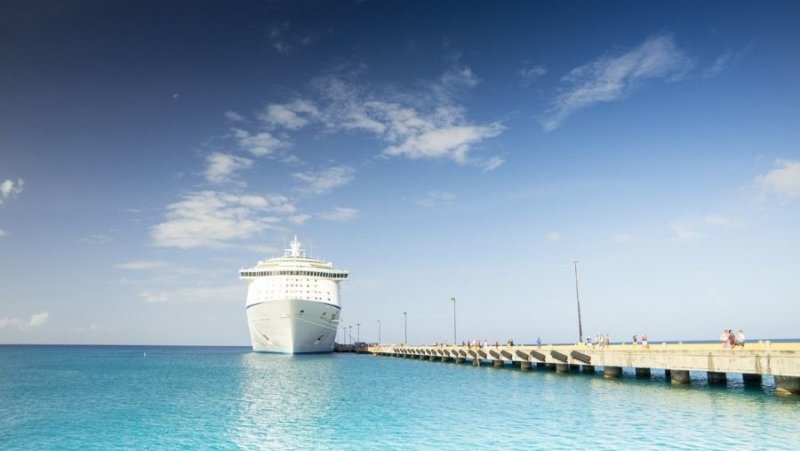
368,342,800,396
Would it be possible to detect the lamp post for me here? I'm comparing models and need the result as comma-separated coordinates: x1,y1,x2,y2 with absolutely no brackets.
349,325,353,346
403,312,407,345
377,319,381,344
451,297,456,345
356,323,360,343
574,260,584,344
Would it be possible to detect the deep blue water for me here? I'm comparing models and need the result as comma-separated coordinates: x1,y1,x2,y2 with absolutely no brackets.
1,345,798,449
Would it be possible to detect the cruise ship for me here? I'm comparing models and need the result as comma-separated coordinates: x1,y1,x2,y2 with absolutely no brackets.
239,237,348,354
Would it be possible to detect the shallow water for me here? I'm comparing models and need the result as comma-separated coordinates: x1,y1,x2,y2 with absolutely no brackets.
1,346,798,449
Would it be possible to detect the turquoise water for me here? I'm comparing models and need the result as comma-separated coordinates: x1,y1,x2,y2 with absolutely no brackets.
1,346,798,449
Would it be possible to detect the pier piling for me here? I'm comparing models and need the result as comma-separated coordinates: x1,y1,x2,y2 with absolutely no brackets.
707,371,727,385
671,370,690,384
743,373,762,386
775,376,800,396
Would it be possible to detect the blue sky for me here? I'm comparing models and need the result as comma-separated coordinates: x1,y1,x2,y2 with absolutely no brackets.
1,0,799,345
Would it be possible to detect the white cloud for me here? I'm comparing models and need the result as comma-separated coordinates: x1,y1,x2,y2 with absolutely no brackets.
205,152,253,184
269,22,293,54
150,191,295,248
292,165,355,196
308,67,504,167
384,123,504,163
704,214,740,227
433,65,481,101
260,99,319,130
231,128,285,156
288,214,312,225
0,311,49,329
519,65,547,85
28,311,49,327
481,156,505,172
611,233,636,244
0,229,6,238
543,33,694,131
547,231,562,242
115,260,169,270
703,45,750,79
224,111,245,122
0,316,15,329
320,207,360,222
755,159,800,198
415,191,455,207
703,52,732,79
220,65,503,167
0,178,24,205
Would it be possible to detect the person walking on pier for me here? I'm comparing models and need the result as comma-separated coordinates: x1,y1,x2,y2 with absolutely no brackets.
737,329,746,348
641,333,649,349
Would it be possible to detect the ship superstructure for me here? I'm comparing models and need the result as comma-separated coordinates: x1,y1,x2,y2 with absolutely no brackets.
240,237,348,353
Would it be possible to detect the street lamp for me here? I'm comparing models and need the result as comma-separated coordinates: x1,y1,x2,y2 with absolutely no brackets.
403,312,407,345
377,319,381,344
451,297,456,345
573,260,584,344
356,323,360,343
349,325,353,346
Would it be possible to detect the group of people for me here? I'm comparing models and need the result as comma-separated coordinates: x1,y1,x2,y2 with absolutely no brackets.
465,340,489,349
585,334,612,347
721,329,745,349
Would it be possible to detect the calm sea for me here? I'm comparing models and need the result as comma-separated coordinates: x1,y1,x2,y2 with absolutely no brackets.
1,345,798,449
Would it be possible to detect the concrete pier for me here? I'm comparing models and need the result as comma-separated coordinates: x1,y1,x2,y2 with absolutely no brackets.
378,342,800,396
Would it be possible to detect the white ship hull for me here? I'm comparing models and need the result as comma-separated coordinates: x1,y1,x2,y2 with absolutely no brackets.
246,299,340,354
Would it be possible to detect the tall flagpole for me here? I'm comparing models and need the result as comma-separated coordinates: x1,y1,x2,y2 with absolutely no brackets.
574,260,583,343
451,297,456,345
